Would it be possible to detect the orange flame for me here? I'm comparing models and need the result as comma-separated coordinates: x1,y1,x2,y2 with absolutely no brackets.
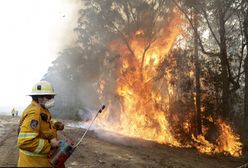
216,119,242,157
99,11,183,146
93,11,243,157
192,119,242,157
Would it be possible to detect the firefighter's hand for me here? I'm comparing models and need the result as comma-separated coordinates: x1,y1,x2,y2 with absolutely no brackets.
54,121,64,131
50,138,60,148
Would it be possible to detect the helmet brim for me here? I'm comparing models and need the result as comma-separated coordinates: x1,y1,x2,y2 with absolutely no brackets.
28,93,56,96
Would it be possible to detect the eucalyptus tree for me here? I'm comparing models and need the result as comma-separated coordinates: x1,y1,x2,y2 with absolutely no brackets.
77,0,174,79
76,0,179,107
173,0,245,121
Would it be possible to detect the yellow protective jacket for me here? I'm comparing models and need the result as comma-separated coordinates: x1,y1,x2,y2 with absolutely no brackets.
17,100,57,167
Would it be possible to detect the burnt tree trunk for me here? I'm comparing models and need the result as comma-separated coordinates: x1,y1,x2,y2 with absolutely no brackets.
218,3,230,119
243,5,248,132
193,12,202,135
244,57,248,131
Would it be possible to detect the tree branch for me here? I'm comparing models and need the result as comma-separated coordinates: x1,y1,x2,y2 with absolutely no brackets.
172,0,220,57
199,7,221,46
90,1,135,57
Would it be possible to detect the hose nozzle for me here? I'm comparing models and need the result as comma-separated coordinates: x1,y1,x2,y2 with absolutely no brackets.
99,105,105,113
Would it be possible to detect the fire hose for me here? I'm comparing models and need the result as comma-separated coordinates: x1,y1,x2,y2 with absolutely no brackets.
48,105,105,168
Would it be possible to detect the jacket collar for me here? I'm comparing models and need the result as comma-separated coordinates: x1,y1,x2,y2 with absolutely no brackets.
31,100,48,112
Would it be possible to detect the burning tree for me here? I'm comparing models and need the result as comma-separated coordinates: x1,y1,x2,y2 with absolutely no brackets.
76,0,243,156
45,0,244,157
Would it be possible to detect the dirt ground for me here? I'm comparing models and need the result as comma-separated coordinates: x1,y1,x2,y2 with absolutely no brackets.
0,115,247,168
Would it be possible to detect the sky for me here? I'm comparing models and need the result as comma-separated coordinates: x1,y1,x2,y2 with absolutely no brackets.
0,0,81,112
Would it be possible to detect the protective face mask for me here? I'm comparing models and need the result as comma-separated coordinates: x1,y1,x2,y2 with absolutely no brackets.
44,98,55,109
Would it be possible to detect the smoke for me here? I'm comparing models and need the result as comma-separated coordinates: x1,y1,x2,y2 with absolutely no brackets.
78,107,94,122
55,0,83,50
94,128,157,147
78,82,101,110
67,121,158,147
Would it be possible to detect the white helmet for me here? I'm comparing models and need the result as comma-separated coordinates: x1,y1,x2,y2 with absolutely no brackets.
29,81,56,96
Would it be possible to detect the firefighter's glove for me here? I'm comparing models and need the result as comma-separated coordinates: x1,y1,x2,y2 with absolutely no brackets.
50,138,60,148
54,121,64,131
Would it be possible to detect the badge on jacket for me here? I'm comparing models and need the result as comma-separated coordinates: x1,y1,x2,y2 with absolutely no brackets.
30,120,38,129
40,113,48,122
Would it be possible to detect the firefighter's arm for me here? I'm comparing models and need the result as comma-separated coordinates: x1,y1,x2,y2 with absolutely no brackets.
49,120,64,139
17,112,51,154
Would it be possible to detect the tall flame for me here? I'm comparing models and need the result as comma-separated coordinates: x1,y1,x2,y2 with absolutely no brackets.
100,11,183,146
93,11,243,157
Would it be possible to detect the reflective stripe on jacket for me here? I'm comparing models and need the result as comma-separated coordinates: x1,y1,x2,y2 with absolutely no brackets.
17,100,57,167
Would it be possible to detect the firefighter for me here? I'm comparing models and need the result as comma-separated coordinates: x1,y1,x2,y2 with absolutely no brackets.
11,108,16,117
17,81,64,167
15,109,19,116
